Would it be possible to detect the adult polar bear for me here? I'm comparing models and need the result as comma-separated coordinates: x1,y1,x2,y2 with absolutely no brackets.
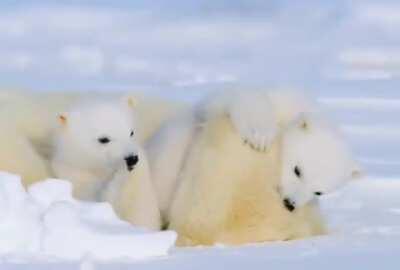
146,89,361,245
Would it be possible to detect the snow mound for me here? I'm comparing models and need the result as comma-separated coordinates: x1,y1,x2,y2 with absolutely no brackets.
0,172,177,261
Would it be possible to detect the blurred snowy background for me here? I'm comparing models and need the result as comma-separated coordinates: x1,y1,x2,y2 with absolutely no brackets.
0,1,400,269
0,0,399,176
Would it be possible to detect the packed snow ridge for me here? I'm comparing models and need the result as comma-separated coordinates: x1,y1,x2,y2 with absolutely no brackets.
0,172,177,261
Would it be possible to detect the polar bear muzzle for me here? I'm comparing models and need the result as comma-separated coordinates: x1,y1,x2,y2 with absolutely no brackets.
124,154,139,171
283,198,296,212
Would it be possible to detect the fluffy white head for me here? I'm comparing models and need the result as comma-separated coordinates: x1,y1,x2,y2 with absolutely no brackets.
55,96,141,174
279,113,361,211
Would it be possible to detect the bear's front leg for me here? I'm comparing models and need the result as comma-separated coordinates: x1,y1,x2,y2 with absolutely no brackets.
102,152,162,231
227,90,279,152
51,161,104,201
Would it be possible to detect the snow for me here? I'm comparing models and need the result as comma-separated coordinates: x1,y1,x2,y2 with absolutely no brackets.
0,173,176,262
0,169,399,269
64,178,395,270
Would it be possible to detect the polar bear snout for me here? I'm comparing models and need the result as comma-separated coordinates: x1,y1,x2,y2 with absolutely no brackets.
124,154,139,171
283,198,296,212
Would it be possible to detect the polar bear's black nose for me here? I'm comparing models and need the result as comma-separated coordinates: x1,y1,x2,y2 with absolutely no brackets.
283,198,296,212
125,155,139,171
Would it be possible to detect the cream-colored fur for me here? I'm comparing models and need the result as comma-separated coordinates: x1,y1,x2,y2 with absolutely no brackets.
102,149,162,230
168,115,325,246
0,90,185,187
0,91,72,185
0,119,51,186
50,97,162,230
0,90,178,230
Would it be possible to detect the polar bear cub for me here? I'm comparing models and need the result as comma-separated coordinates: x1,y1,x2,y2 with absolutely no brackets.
147,89,360,242
52,97,161,230
279,113,361,211
168,113,326,245
201,89,361,210
0,89,186,187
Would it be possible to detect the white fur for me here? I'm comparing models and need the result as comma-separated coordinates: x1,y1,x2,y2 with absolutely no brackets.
0,91,78,186
147,89,360,224
0,90,185,187
51,97,162,230
0,90,182,230
52,98,140,199
102,149,161,230
279,113,361,208
168,113,325,246
200,89,316,151
145,111,197,221
203,89,360,209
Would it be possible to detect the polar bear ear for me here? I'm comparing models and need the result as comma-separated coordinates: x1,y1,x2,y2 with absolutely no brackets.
351,167,364,180
296,113,309,131
123,95,138,108
349,161,364,180
58,114,68,126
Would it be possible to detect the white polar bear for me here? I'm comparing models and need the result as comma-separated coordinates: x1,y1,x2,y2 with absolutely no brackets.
51,97,161,230
197,89,316,151
0,89,185,187
279,113,361,210
168,113,327,245
223,90,361,210
146,89,361,243
146,89,319,217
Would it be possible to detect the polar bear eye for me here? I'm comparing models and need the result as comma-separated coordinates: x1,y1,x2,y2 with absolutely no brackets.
98,137,111,144
294,166,302,178
130,130,134,137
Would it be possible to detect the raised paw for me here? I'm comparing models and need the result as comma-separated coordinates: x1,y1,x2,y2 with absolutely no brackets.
227,90,279,152
243,139,265,152
242,129,276,152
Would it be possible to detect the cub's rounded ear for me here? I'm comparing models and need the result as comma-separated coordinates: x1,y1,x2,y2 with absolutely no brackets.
123,95,138,108
296,113,309,131
350,161,364,180
351,167,364,180
58,114,68,126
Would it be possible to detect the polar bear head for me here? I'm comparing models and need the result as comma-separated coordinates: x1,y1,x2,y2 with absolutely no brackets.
56,96,141,173
279,113,362,211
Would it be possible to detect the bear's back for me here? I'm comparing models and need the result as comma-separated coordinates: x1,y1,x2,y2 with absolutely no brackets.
169,114,325,246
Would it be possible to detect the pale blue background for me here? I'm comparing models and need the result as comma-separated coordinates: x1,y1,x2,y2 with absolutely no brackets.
0,0,399,94
0,1,399,176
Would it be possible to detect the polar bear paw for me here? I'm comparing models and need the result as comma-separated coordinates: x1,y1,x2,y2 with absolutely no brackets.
228,93,278,152
239,121,278,152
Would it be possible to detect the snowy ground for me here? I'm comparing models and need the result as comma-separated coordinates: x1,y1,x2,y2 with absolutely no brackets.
1,177,399,270
101,177,400,270
0,173,176,269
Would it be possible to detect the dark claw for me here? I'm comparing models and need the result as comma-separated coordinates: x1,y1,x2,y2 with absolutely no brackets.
243,140,267,153
241,133,271,152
